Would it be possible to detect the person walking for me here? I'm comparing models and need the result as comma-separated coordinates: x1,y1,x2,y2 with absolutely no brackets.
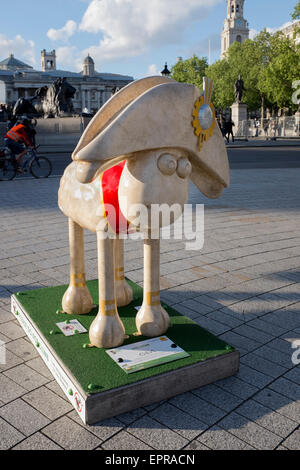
225,118,235,143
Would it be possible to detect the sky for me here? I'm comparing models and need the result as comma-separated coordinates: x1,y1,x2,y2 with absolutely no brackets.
0,0,297,79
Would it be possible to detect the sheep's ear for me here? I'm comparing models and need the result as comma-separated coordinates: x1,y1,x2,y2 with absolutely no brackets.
190,123,230,198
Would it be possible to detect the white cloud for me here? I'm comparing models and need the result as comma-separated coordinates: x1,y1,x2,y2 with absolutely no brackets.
146,64,160,76
47,20,77,42
78,0,222,63
56,46,83,71
0,34,36,66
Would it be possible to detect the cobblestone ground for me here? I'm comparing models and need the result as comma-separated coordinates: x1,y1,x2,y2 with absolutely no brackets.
0,168,300,450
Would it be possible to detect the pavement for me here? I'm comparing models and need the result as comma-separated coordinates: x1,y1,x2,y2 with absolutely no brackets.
0,164,300,450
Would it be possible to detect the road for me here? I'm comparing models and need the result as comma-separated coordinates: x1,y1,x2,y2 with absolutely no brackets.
12,145,300,179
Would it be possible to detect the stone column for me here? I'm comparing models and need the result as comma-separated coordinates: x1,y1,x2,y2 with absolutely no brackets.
81,88,86,112
231,102,248,137
87,90,91,113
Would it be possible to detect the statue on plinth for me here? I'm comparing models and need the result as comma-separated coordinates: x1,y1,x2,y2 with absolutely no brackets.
234,75,246,103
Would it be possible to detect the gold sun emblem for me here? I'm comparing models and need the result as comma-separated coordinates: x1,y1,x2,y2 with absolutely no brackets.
192,77,216,151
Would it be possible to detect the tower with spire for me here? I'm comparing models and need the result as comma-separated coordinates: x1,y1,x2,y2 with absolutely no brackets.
221,0,249,58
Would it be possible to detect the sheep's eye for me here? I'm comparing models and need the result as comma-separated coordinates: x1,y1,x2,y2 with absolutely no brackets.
157,154,177,176
177,157,192,179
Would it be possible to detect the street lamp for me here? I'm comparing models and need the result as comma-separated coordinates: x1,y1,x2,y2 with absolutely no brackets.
161,62,171,77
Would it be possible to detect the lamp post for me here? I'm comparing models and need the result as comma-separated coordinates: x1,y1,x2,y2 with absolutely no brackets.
161,62,171,77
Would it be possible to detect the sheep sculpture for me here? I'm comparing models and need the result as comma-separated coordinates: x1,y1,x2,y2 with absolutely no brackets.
58,76,230,349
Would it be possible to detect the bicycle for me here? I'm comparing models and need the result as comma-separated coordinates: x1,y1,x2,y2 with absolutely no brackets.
0,145,52,181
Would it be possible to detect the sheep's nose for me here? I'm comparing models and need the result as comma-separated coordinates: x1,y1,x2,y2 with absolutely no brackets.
177,158,192,179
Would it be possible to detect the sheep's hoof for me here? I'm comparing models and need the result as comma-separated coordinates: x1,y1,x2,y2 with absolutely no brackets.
89,313,126,349
115,280,133,307
136,304,170,337
62,285,93,315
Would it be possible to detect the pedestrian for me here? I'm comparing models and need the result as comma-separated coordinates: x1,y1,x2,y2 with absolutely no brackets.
225,118,235,143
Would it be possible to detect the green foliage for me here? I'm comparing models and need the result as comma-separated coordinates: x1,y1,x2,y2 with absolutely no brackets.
292,1,300,19
170,28,300,112
171,55,208,90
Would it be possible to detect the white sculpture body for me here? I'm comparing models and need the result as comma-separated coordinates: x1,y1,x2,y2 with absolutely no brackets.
58,76,230,349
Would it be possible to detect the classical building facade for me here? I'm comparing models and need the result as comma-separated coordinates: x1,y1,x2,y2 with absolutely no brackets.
279,20,300,44
221,0,249,58
0,50,133,114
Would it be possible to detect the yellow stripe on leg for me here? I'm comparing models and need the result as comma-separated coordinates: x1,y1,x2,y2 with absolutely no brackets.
71,273,86,288
146,291,161,306
100,300,117,317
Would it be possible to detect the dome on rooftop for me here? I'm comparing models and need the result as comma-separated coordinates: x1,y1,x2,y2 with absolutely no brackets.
84,55,94,65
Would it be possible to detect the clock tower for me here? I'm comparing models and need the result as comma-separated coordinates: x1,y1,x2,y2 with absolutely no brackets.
221,0,249,58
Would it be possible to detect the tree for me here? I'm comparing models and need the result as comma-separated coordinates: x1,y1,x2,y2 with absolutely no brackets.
258,33,300,110
171,55,208,90
292,1,300,19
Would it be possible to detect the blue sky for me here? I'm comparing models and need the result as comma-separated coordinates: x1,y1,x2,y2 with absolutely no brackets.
0,0,297,79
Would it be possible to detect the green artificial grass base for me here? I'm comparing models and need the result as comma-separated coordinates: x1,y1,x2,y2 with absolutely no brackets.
15,279,234,395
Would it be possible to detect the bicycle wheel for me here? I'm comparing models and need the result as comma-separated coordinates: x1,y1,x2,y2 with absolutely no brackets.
0,159,17,181
30,156,52,178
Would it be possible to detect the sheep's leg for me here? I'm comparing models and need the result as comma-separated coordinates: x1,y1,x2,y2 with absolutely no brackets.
114,237,133,307
89,233,125,348
62,219,93,315
136,237,170,337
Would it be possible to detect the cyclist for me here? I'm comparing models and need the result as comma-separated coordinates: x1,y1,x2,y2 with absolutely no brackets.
4,116,35,173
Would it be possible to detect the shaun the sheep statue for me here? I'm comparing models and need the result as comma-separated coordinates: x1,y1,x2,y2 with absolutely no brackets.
58,76,230,349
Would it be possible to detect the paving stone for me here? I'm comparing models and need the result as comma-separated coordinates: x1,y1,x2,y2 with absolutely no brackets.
215,376,259,400
102,431,153,450
117,407,147,425
192,383,243,412
0,416,25,450
12,432,62,450
0,321,25,341
241,352,287,378
237,364,273,389
127,416,189,450
0,349,24,372
284,368,300,386
247,318,288,338
26,357,54,380
0,310,14,324
193,316,230,335
23,386,73,420
254,388,300,422
0,374,26,404
218,412,282,450
169,392,226,426
184,440,210,450
45,380,67,399
253,345,293,369
0,399,50,436
68,410,124,441
219,331,261,353
149,402,207,440
282,429,300,450
6,338,39,361
207,310,244,328
235,400,298,438
42,416,101,450
4,364,50,391
269,378,300,401
233,324,273,344
197,425,255,450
